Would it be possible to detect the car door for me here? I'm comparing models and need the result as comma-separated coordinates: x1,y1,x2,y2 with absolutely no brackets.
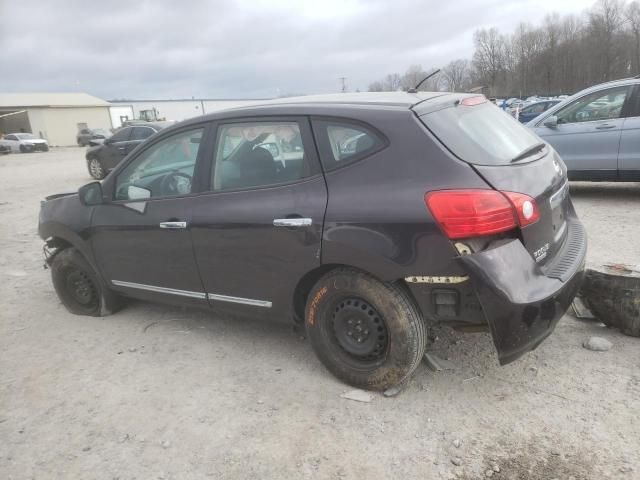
90,125,209,306
189,117,326,318
617,85,640,181
532,85,633,180
101,127,133,170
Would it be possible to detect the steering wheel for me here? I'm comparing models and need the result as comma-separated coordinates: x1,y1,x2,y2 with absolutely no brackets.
160,171,192,196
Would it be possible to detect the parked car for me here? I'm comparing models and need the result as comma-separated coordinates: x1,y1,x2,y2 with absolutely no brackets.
515,100,561,123
77,128,112,147
85,122,170,179
0,133,49,152
527,77,640,181
39,92,586,390
0,143,11,155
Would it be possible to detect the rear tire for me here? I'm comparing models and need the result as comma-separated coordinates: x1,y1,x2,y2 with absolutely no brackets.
305,268,427,391
87,157,106,179
51,248,123,316
19,144,27,153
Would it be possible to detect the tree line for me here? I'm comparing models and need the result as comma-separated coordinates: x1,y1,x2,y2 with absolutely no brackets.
368,0,640,98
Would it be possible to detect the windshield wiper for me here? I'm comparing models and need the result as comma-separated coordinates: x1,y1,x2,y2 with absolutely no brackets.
510,142,545,163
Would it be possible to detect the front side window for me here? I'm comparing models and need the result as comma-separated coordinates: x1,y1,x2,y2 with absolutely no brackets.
312,120,385,171
211,121,312,191
110,128,131,143
115,128,203,200
556,86,630,124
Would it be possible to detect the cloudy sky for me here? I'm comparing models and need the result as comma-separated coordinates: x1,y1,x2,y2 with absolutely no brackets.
1,0,593,100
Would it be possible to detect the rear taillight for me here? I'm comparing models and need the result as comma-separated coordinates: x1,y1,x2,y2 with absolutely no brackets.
425,189,539,239
502,191,540,226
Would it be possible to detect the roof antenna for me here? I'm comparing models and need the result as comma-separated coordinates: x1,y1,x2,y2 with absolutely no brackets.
408,69,440,93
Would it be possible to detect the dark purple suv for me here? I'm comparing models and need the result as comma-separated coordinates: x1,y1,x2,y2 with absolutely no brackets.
38,92,586,390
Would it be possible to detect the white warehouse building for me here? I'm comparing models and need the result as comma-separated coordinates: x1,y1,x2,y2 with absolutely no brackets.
0,93,270,145
0,93,112,146
109,98,268,128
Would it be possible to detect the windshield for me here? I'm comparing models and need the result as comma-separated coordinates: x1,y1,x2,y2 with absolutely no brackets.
420,101,543,165
16,133,36,139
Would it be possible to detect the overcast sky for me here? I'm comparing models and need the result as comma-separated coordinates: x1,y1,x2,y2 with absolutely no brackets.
0,0,593,100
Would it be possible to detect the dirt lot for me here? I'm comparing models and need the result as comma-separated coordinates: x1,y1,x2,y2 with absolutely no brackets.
1,148,639,480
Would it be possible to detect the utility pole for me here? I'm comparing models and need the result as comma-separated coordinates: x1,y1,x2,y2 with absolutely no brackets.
339,77,347,93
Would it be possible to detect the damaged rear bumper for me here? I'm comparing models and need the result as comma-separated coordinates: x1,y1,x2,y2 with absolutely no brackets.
460,220,586,364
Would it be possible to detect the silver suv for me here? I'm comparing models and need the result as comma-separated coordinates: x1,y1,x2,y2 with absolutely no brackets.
527,78,640,182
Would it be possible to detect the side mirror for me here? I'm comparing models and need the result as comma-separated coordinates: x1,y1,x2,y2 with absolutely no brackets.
78,182,104,206
104,137,113,145
543,115,558,128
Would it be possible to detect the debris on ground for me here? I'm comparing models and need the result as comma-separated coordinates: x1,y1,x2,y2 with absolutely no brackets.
582,336,613,352
340,389,373,403
571,297,596,319
424,353,457,371
383,383,405,397
451,457,463,466
580,264,640,337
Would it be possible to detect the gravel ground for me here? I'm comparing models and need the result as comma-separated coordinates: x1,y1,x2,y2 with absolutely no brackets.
1,148,639,480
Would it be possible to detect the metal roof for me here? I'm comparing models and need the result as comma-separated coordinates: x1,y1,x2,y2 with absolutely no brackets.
0,93,110,108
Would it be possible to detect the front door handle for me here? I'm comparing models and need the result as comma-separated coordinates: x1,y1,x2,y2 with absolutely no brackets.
273,218,312,227
595,124,615,130
159,221,187,229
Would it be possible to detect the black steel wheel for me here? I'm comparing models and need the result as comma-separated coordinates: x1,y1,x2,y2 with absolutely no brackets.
329,297,389,366
51,248,123,316
305,268,427,391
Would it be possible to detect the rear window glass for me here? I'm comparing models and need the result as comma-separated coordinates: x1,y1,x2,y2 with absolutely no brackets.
420,101,542,165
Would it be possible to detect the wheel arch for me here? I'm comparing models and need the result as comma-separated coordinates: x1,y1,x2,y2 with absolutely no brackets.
292,263,418,324
40,222,97,272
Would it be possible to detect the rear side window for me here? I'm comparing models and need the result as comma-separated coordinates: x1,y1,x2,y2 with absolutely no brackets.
131,127,155,141
312,119,385,171
110,128,131,143
420,100,542,165
210,121,317,191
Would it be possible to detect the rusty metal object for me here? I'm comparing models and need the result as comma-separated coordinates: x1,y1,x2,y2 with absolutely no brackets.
580,264,640,337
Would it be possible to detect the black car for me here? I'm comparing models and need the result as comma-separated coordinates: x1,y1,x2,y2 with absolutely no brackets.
85,122,171,179
39,93,586,390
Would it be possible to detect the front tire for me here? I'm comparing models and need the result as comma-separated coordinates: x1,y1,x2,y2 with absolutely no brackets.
51,248,122,316
87,157,106,179
305,268,427,391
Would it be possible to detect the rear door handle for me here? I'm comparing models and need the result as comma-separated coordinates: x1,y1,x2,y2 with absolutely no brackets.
273,218,312,227
159,221,187,229
595,124,615,130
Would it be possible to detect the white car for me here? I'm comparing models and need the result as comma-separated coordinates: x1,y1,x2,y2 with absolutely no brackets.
0,133,49,153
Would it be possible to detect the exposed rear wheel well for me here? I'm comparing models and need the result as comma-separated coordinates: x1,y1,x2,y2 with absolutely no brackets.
292,264,417,324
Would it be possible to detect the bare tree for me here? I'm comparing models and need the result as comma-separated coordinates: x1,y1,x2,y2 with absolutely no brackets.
443,59,470,91
383,73,402,91
626,1,640,72
472,28,505,95
368,1,640,98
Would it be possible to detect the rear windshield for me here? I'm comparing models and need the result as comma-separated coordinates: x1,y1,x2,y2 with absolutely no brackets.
419,101,543,165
